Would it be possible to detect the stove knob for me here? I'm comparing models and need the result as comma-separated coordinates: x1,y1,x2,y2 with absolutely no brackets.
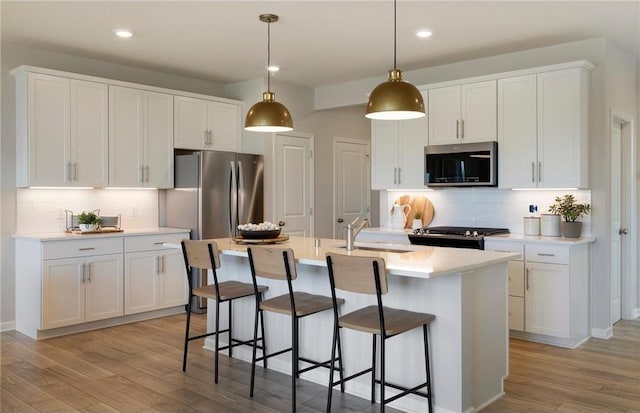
413,228,420,235
424,229,430,235
472,230,479,237
464,230,471,237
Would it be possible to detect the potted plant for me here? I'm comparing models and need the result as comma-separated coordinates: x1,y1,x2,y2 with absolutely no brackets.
412,211,423,230
77,211,103,232
548,195,591,238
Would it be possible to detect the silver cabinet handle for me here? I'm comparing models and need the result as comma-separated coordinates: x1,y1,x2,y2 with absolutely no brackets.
145,165,150,183
531,162,536,183
139,166,144,183
66,162,72,182
460,119,464,140
537,253,555,257
398,168,402,185
526,268,530,290
78,247,95,251
153,242,166,245
160,255,165,273
393,167,398,185
155,256,160,274
456,120,460,140
538,162,542,183
86,262,91,282
80,262,86,283
209,130,214,145
72,162,77,181
495,250,511,253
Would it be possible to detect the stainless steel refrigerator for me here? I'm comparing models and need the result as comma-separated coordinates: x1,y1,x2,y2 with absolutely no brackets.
166,149,264,312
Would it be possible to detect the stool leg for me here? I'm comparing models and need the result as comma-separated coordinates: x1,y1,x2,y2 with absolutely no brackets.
371,334,377,404
424,325,433,413
228,300,233,358
214,299,220,384
380,335,386,413
336,326,345,393
291,315,298,413
259,293,267,369
326,319,339,413
182,294,193,372
250,307,260,397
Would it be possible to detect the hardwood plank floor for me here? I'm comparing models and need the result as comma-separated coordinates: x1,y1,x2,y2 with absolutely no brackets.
1,315,638,412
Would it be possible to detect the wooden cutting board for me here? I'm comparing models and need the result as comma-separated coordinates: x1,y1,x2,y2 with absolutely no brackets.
392,195,435,229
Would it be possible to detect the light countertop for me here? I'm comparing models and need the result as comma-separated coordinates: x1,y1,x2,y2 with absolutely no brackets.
485,233,596,245
13,227,191,241
178,236,519,280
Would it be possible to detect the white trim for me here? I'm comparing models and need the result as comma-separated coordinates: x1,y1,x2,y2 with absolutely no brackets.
591,326,613,339
1,321,16,332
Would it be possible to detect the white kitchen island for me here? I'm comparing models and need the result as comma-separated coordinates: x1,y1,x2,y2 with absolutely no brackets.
200,236,519,413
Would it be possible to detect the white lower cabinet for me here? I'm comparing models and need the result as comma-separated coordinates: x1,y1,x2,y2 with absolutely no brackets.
124,234,188,315
485,239,590,348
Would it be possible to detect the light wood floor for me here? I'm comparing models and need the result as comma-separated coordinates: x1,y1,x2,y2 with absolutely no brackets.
1,314,639,413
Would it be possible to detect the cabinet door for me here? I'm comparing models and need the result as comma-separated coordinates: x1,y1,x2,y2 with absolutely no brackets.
26,73,70,186
124,251,159,315
70,80,108,187
174,96,208,150
498,75,537,188
84,254,124,322
428,85,460,145
460,80,496,143
398,116,428,189
42,258,84,329
525,262,570,338
208,101,241,152
158,250,188,308
371,120,400,189
508,296,525,331
508,260,525,297
109,86,144,187
144,91,174,188
537,68,585,188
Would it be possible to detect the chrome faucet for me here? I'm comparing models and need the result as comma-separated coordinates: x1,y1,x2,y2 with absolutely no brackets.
345,217,370,251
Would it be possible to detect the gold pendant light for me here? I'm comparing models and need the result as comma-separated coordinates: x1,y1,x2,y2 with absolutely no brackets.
366,0,425,120
245,14,294,132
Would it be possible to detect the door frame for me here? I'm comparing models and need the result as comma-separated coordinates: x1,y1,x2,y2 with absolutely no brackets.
272,131,315,236
332,136,371,239
610,109,637,320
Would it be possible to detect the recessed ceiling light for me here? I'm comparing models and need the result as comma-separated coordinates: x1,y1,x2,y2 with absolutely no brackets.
267,65,280,73
114,29,133,38
416,30,433,39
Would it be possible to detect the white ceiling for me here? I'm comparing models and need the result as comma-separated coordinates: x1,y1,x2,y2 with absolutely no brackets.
2,1,639,88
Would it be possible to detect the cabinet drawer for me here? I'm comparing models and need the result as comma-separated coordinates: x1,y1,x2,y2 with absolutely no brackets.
508,261,525,297
484,240,524,256
125,233,189,253
43,237,123,260
508,296,525,331
525,244,570,264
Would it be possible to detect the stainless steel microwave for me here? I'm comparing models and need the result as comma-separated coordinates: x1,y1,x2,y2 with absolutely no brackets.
424,141,498,187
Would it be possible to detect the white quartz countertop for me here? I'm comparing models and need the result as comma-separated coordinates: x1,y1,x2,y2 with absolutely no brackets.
13,227,191,241
485,233,596,245
192,236,518,280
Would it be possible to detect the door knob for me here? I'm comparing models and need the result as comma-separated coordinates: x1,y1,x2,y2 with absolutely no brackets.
619,228,628,235
278,221,286,227
337,218,344,223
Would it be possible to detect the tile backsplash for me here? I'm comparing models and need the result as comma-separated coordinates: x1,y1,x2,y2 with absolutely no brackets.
17,188,158,233
381,188,592,236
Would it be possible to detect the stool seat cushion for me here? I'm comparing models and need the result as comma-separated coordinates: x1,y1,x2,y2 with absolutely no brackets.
339,305,435,336
260,292,344,317
193,281,267,301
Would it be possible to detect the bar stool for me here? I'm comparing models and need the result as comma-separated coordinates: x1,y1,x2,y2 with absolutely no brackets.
181,239,268,383
325,253,435,413
247,246,345,413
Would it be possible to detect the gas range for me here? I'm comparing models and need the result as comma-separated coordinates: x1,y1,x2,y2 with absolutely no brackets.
408,226,510,250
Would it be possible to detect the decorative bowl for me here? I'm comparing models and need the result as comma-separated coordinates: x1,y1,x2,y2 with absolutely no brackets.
79,224,98,232
238,228,281,239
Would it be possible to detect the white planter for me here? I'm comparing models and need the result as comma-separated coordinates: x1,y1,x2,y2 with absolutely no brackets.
412,219,423,230
79,224,97,232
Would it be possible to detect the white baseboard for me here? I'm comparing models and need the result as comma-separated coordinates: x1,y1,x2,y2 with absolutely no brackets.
1,320,16,332
591,326,613,339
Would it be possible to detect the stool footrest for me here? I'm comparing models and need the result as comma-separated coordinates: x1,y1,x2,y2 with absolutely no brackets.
330,366,373,388
374,379,430,403
255,346,292,363
297,357,339,374
187,328,228,341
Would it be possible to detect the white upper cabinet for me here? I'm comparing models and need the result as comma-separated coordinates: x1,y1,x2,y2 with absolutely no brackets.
174,96,240,152
109,86,173,188
371,114,428,190
15,72,108,187
498,67,590,189
428,80,496,145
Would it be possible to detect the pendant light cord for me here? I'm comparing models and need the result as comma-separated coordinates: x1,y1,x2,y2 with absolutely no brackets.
393,0,397,70
267,20,271,92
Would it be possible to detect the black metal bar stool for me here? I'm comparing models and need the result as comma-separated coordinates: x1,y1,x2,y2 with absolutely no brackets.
325,253,435,413
181,239,268,383
247,246,345,413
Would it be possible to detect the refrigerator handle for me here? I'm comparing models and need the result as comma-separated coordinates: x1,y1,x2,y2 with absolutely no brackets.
237,161,244,228
229,161,237,237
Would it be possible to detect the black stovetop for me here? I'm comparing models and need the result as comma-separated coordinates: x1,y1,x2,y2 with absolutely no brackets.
411,226,510,237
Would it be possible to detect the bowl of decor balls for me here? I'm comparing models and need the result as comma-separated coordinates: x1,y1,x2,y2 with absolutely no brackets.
237,222,281,239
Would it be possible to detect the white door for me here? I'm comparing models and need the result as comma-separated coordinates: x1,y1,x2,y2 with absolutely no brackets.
610,120,622,323
109,86,143,187
174,96,208,150
42,258,84,329
84,254,123,322
333,139,370,239
460,80,497,142
428,85,460,145
208,101,240,152
525,262,570,338
398,115,428,189
144,91,174,188
370,120,399,189
274,133,314,237
158,250,189,308
124,251,159,315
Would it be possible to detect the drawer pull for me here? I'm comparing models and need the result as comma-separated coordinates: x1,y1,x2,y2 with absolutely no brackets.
495,250,511,253
153,242,166,245
78,247,95,251
537,253,555,257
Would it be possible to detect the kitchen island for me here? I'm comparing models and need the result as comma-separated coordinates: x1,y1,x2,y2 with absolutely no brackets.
198,236,519,413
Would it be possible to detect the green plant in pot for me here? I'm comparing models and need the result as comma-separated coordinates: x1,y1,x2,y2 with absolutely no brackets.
548,195,590,238
412,211,423,230
77,211,103,232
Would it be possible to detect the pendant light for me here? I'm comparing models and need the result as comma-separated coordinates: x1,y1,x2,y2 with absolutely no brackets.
245,14,294,132
366,0,425,120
